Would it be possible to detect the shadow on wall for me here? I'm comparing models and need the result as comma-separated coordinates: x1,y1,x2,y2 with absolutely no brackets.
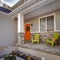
0,6,11,13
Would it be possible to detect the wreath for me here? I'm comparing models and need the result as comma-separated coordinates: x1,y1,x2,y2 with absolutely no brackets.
26,26,30,31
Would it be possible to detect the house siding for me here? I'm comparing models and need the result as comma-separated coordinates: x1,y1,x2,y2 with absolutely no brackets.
0,16,17,46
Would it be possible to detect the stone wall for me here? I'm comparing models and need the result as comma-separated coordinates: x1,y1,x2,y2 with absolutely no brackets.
17,32,60,45
18,33,24,45
31,32,60,43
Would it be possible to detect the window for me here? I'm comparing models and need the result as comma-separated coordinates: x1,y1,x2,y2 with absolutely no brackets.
40,14,55,32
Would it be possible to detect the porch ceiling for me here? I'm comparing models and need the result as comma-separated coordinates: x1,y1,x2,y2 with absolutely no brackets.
24,0,60,19
8,0,55,19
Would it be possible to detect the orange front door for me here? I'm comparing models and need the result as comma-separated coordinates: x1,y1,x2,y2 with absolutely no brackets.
25,24,30,41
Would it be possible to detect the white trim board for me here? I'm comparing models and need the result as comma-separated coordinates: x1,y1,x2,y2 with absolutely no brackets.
39,13,56,33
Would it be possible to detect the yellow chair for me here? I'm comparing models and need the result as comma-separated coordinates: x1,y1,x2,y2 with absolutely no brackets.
32,34,40,44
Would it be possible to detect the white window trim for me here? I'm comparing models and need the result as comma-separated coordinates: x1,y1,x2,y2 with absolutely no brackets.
54,13,56,31
54,14,60,32
39,18,40,32
39,13,56,33
46,17,47,32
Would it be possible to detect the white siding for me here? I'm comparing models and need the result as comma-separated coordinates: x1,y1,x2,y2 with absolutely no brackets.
0,16,17,46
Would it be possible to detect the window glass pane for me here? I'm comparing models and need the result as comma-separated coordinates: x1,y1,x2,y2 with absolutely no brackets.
56,14,60,30
40,18,46,32
47,15,54,31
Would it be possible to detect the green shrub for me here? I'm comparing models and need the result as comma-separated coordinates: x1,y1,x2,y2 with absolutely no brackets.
4,54,16,60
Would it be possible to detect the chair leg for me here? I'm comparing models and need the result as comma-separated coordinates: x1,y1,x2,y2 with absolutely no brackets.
38,41,40,44
32,40,34,44
36,41,39,44
51,42,54,47
32,40,33,43
32,41,33,44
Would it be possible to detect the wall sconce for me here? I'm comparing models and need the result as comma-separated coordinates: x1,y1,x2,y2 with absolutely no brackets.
31,24,33,26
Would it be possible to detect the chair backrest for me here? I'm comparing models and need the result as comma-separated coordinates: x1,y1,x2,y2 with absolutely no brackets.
53,32,60,40
34,34,40,40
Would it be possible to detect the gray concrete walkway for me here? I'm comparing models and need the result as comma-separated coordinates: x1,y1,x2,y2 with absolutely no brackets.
0,44,60,60
20,43,60,56
18,46,60,60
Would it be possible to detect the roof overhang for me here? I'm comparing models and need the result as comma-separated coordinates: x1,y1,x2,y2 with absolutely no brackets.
8,0,55,19
1,0,60,20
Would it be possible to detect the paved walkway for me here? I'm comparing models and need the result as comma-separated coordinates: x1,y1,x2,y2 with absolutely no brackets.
18,46,60,60
21,43,60,56
0,44,60,60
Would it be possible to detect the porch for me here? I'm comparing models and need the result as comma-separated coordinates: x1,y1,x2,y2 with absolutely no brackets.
17,4,60,58
20,43,60,56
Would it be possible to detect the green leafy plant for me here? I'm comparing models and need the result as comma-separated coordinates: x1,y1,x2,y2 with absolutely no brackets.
4,54,16,60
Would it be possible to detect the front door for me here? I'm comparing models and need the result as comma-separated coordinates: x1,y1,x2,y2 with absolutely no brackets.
25,24,30,41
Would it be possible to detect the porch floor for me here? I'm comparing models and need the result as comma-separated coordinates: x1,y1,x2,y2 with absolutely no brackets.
20,43,60,56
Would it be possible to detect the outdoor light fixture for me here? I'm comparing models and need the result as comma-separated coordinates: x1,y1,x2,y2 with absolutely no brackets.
31,23,33,26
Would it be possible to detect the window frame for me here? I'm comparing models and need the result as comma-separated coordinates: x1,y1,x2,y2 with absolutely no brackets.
39,13,56,33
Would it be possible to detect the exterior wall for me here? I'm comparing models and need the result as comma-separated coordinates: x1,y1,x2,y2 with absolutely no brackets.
24,9,60,43
0,16,17,46
25,9,60,32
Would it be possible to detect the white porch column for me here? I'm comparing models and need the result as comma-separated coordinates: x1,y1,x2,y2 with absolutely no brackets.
17,13,24,45
18,13,24,33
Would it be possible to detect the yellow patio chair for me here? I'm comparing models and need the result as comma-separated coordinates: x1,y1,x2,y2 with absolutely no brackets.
32,34,40,44
46,32,60,47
